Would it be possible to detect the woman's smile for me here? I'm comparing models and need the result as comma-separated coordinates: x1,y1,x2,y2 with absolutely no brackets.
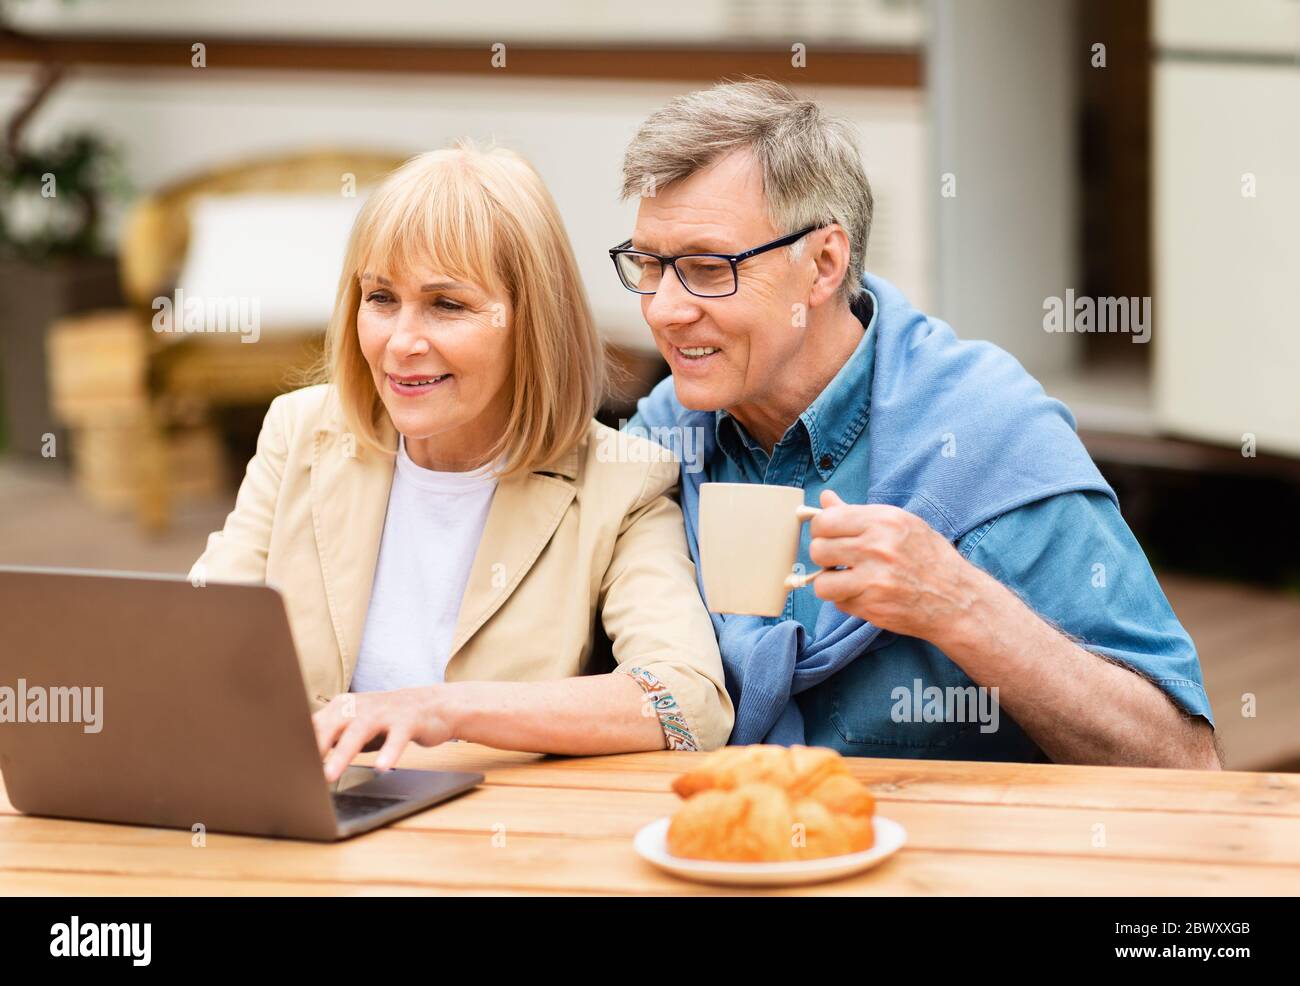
386,371,453,397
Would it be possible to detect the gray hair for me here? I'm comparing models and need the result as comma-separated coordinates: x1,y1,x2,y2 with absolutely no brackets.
620,79,872,301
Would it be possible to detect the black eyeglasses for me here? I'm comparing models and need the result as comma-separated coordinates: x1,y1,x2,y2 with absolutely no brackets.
609,226,820,298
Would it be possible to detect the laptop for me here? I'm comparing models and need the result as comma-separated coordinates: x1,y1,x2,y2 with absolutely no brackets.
0,566,483,840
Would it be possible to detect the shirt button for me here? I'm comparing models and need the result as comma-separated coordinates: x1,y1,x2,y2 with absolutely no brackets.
819,454,833,471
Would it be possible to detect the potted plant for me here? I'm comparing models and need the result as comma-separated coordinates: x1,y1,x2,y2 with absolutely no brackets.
0,1,127,458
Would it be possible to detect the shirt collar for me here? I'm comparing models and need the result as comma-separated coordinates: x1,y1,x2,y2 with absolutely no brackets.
715,288,877,480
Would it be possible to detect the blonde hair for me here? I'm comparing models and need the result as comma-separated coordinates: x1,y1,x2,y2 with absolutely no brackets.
621,79,872,302
320,141,605,477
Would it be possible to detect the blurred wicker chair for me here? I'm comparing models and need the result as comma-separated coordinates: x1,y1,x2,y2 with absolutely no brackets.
47,149,409,530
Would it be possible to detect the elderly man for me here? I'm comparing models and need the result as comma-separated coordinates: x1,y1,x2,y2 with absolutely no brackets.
617,80,1218,768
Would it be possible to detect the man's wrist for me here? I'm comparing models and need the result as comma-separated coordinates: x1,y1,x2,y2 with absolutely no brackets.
930,557,1021,667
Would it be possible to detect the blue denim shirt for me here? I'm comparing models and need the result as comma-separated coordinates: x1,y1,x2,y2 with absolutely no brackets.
628,292,1213,761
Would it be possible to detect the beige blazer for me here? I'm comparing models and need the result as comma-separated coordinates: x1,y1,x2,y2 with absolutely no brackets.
192,384,733,751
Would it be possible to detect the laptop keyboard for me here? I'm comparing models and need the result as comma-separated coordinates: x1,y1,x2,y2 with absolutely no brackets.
332,792,406,824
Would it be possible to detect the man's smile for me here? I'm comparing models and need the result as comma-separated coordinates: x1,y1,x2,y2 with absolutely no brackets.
668,344,724,374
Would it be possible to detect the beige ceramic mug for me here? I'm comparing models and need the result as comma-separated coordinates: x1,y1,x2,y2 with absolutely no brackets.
698,482,822,616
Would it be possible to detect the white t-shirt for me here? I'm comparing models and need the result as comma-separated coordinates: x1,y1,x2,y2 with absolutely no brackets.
350,436,499,692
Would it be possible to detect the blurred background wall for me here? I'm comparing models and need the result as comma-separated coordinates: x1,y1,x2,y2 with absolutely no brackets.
0,73,930,351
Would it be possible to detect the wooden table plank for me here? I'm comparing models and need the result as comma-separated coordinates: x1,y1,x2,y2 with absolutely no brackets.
2,826,1295,896
391,787,1300,867
0,872,448,896
2,742,1298,895
12,784,1290,871
366,744,1300,816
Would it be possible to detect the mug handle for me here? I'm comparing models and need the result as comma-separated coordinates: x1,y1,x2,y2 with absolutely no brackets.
783,505,823,589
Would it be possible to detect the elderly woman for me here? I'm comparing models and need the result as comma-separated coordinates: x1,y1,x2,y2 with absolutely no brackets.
192,144,733,780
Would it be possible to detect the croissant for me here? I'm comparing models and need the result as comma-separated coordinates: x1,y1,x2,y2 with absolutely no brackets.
666,746,876,862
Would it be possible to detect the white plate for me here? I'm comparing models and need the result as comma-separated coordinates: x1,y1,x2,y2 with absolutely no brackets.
633,814,907,887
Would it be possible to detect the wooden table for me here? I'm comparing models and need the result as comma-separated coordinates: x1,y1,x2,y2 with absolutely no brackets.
1,744,1297,895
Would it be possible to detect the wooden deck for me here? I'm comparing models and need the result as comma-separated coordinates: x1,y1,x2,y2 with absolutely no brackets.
1154,573,1300,771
